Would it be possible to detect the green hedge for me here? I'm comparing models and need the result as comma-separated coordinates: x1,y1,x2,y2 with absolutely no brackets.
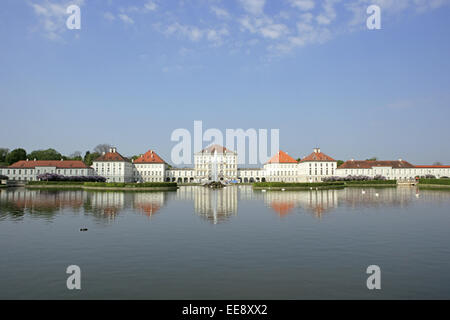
83,182,178,188
253,182,344,188
27,181,85,185
419,179,450,185
344,180,397,185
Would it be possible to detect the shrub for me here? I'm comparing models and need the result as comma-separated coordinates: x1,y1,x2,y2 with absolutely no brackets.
37,173,106,182
253,182,344,188
27,181,85,185
83,182,178,188
344,180,396,185
323,175,387,182
419,178,450,185
0,175,9,180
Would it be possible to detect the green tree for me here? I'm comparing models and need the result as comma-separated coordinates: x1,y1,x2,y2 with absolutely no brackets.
84,151,100,166
366,157,378,161
336,160,344,167
0,148,9,163
27,148,63,161
6,148,27,165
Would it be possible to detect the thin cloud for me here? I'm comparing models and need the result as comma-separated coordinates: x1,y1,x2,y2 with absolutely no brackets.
118,14,134,24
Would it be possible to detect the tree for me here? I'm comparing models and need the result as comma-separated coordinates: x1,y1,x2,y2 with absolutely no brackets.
336,160,344,167
433,161,443,166
130,155,141,161
84,151,100,166
93,144,111,154
27,148,63,161
6,148,27,165
0,148,9,163
68,151,82,161
366,157,378,161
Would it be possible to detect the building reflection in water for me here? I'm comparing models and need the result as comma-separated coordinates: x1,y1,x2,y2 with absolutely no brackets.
175,186,238,224
262,188,338,218
133,192,166,218
2,186,450,223
0,188,86,218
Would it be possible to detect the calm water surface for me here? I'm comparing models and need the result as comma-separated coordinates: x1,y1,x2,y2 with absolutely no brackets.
1,186,450,299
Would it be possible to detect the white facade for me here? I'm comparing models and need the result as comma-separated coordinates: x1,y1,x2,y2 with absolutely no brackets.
1,160,94,182
336,160,450,180
194,145,238,182
92,147,134,183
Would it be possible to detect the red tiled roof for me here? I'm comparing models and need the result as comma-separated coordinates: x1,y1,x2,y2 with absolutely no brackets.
267,150,297,164
339,160,415,169
199,144,235,154
134,150,165,164
94,151,129,162
300,150,336,162
9,160,90,169
414,165,450,168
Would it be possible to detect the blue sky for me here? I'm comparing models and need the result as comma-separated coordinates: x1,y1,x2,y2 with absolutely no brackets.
1,0,450,165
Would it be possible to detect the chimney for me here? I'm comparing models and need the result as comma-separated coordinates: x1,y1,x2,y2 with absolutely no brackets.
102,152,105,156
26,159,29,162
351,158,354,161
314,147,320,153
34,158,36,161
399,158,403,162
60,158,63,161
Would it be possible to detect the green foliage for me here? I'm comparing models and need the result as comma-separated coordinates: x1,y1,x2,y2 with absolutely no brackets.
27,181,85,185
27,148,62,161
253,182,344,188
6,148,27,165
0,148,9,163
344,180,396,185
366,157,378,161
336,160,344,167
83,182,178,188
419,179,450,185
84,151,100,166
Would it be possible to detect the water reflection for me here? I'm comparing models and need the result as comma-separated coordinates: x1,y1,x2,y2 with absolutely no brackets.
1,186,450,223
262,189,338,218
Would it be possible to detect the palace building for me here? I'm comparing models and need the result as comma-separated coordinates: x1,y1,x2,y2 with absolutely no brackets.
0,159,94,182
2,145,450,183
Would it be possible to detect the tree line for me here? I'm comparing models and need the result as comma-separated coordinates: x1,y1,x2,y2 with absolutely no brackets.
0,144,114,166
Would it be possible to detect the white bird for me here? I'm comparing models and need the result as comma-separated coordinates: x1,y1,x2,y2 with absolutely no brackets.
375,193,379,197
281,188,285,191
262,189,266,192
416,193,420,198
362,190,366,194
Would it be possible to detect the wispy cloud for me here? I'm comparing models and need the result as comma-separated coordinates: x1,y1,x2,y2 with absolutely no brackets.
211,6,230,19
118,14,134,24
289,0,315,11
238,0,266,16
164,22,229,45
